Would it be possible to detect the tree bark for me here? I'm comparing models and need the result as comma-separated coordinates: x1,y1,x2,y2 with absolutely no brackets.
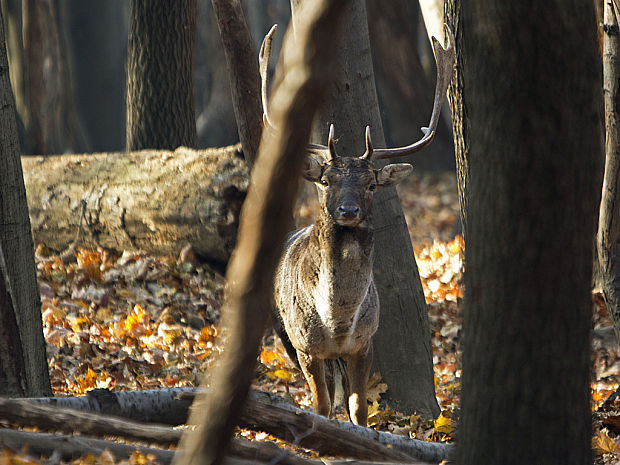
0,3,51,397
450,1,603,464
291,0,439,418
22,146,247,266
174,4,349,464
210,0,263,166
445,0,469,239
126,0,197,151
598,0,620,345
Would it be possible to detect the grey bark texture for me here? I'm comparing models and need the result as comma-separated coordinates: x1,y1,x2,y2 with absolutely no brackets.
449,1,603,464
290,0,439,418
0,4,51,397
174,2,349,465
22,146,247,266
126,0,197,151
598,0,620,345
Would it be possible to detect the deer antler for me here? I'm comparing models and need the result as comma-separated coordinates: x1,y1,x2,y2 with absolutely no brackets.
369,24,455,160
259,24,278,129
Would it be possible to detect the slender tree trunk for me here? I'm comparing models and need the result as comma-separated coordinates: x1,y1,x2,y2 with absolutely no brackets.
445,0,469,239
210,0,262,165
174,3,348,464
450,1,603,463
291,0,440,418
0,4,51,397
598,0,620,345
126,0,197,151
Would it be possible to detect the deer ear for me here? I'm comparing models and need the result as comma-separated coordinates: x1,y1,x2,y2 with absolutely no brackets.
301,156,324,183
376,163,413,187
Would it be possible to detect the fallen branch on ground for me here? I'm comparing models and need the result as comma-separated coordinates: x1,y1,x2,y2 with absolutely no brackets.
11,388,453,462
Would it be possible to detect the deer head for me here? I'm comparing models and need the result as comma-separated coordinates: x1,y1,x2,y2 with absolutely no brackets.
259,24,455,227
302,125,412,227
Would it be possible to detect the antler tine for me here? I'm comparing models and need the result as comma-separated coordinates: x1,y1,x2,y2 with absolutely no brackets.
371,24,456,161
259,24,278,129
361,125,373,159
326,124,337,161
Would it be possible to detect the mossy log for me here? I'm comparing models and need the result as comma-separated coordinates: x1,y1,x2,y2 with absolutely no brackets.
22,145,248,266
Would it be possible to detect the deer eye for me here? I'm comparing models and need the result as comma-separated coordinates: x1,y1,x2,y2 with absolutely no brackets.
320,179,329,186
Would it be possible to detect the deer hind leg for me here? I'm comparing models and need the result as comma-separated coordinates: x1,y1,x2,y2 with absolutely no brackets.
345,343,373,426
297,350,331,418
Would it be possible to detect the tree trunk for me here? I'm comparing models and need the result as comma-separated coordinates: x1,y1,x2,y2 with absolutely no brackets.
445,0,469,239
209,0,263,166
291,0,439,418
174,3,349,464
126,0,197,151
598,0,620,345
450,1,603,464
22,147,247,267
367,0,454,172
0,4,51,397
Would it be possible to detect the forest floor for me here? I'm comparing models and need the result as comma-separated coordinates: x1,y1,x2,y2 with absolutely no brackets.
9,171,620,464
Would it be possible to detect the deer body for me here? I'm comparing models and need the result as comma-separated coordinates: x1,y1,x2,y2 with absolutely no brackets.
261,23,455,426
273,156,411,425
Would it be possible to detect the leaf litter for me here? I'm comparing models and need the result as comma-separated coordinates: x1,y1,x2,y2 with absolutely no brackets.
6,172,620,464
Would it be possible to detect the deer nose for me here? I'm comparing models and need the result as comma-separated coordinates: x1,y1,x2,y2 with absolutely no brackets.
337,204,361,219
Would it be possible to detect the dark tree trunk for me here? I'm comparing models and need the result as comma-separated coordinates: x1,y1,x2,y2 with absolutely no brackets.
367,0,454,172
0,4,51,396
291,0,440,418
598,0,620,345
448,1,603,463
126,0,197,151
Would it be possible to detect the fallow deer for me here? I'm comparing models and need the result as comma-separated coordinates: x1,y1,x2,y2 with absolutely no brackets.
262,24,455,426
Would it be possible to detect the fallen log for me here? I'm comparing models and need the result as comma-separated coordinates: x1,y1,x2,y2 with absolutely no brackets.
0,428,432,465
20,388,453,463
22,146,248,266
0,396,410,463
0,428,320,465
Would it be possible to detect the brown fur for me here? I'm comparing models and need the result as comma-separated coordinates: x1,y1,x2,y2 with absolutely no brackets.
273,156,411,425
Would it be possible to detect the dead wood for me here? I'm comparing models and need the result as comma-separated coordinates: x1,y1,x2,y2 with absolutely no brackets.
0,427,432,465
0,428,176,465
17,388,453,463
22,146,248,266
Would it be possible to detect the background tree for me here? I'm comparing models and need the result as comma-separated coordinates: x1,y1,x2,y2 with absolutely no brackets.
0,4,51,397
126,0,197,151
598,0,620,345
446,1,603,463
290,0,440,418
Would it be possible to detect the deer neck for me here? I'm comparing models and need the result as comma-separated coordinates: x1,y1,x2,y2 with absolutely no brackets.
305,209,375,328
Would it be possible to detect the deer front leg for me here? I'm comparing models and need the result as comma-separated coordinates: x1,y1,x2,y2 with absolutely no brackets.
345,343,373,426
297,350,331,418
